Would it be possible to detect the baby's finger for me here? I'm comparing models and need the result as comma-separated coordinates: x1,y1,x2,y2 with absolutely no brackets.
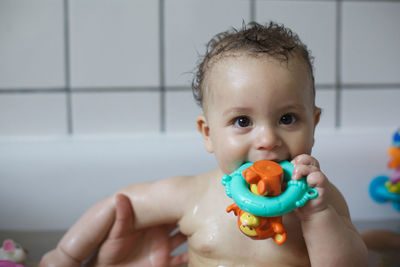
292,154,320,168
292,164,319,180
306,171,328,189
170,231,187,251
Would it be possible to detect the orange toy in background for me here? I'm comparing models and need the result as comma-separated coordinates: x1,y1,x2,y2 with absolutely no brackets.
388,146,400,169
386,129,400,193
387,146,400,193
226,161,287,244
364,130,400,267
369,128,400,209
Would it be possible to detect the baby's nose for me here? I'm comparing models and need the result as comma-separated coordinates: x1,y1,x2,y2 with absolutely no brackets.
254,127,281,150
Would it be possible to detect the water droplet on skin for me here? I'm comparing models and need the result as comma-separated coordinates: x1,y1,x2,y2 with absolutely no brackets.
192,205,199,216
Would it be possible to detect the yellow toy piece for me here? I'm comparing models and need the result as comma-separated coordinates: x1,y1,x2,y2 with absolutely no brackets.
385,181,400,193
250,184,268,196
239,212,260,237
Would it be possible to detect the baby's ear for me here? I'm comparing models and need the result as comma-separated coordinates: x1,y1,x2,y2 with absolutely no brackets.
314,107,321,127
312,107,322,147
197,115,214,153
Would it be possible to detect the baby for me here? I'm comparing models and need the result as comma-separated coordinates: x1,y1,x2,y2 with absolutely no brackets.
40,22,368,266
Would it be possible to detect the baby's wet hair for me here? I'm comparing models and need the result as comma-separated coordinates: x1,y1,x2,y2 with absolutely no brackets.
192,21,315,108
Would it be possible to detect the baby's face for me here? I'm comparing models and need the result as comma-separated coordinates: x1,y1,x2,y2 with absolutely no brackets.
198,55,320,174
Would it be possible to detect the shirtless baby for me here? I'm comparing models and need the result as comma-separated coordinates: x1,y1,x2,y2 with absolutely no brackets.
40,22,368,267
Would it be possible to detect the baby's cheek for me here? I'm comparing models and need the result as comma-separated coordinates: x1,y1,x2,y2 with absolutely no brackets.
216,152,240,174
225,134,244,148
290,136,313,157
215,135,250,172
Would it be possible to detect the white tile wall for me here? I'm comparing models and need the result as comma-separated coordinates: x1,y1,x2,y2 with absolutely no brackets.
2,0,398,137
164,0,250,86
341,88,400,128
69,0,159,88
0,93,67,135
256,0,336,85
72,92,160,134
165,90,202,132
342,2,400,84
0,0,64,88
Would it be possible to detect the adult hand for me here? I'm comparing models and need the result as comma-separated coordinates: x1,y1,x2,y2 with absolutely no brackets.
40,194,188,267
88,194,188,267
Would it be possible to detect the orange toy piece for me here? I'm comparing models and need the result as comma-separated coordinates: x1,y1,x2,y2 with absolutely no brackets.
388,146,400,169
242,160,284,196
227,203,287,245
226,160,287,244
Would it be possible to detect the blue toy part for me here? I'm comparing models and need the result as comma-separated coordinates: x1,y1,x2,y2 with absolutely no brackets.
393,128,400,147
369,175,400,211
222,161,318,217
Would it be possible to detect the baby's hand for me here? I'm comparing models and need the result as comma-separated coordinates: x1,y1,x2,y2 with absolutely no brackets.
291,154,329,220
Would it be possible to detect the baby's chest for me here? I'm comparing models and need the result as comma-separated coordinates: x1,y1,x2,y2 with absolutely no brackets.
180,193,310,265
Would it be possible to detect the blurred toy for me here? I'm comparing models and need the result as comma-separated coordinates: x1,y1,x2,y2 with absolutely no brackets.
0,240,26,265
0,260,24,267
387,130,400,191
222,160,318,244
369,128,400,211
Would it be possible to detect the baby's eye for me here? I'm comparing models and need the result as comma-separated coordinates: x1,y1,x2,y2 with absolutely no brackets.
234,116,252,128
280,113,297,125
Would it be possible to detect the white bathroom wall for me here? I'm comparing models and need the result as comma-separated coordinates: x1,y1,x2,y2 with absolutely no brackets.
1,0,400,230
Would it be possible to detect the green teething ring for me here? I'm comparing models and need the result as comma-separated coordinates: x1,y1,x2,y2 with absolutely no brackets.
222,161,318,217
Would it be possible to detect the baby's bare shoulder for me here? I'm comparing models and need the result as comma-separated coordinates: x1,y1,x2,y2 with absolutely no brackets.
155,169,219,191
120,169,218,199
117,170,219,227
327,181,357,228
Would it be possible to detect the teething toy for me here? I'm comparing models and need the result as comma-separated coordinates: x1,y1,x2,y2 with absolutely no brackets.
369,128,400,211
0,239,26,265
222,160,318,244
0,260,24,267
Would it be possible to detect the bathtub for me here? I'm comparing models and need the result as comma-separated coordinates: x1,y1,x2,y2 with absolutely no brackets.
1,129,399,231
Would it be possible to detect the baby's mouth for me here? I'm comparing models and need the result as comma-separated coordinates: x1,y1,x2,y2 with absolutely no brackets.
246,158,280,164
237,155,290,170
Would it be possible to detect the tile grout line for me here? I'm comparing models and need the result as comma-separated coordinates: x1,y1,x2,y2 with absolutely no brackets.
159,0,166,133
250,0,256,22
64,0,73,135
1,83,400,94
335,0,343,129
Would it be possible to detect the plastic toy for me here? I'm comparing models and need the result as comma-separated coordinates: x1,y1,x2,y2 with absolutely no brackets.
0,260,24,267
222,160,318,244
369,128,400,211
0,240,26,265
